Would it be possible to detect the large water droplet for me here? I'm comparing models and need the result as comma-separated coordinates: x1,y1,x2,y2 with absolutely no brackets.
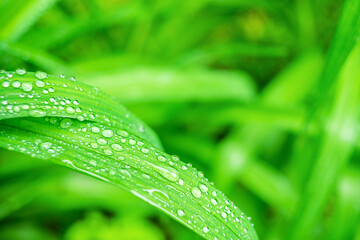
2,80,10,88
191,187,202,198
60,118,72,128
102,129,113,138
35,80,45,87
12,81,21,88
16,69,26,75
211,198,218,205
111,143,123,151
35,71,47,80
117,130,129,137
153,165,179,182
141,147,149,154
91,127,100,133
66,106,75,114
104,148,113,155
97,138,107,145
199,184,208,192
22,82,33,92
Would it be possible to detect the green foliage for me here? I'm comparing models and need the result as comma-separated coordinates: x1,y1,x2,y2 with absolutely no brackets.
1,0,360,239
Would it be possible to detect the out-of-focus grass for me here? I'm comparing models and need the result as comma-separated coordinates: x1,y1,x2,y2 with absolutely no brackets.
0,0,359,239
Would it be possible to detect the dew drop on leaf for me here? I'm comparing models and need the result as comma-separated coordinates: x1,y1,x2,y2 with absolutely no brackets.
199,184,208,192
29,109,46,117
111,143,123,151
60,118,73,128
12,81,21,88
22,82,33,92
15,69,26,75
66,106,75,114
158,155,166,162
91,127,100,133
154,165,179,182
35,71,47,80
191,187,202,198
35,80,45,87
97,138,107,145
177,209,185,217
102,129,113,138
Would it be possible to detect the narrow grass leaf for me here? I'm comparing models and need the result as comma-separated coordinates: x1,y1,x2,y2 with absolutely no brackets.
0,70,258,240
289,43,360,240
76,67,256,103
0,0,57,41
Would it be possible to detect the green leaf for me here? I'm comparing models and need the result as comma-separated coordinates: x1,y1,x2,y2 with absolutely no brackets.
75,67,256,103
288,43,360,240
0,0,58,41
0,70,258,240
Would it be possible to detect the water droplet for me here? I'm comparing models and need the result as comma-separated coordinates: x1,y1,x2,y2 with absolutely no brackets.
16,69,26,75
97,138,107,145
35,80,45,87
178,179,184,185
212,191,217,197
199,184,208,192
117,130,129,137
35,71,47,80
158,156,166,162
102,129,113,138
29,109,46,117
177,209,185,217
60,118,72,128
91,127,100,133
171,155,180,161
12,81,21,88
104,148,113,155
89,160,97,166
40,142,52,149
2,81,10,87
211,198,218,205
203,227,209,233
129,139,136,145
22,82,32,92
111,144,123,151
66,106,75,114
191,187,202,198
141,147,149,154
154,165,179,182
91,143,99,148
221,212,227,218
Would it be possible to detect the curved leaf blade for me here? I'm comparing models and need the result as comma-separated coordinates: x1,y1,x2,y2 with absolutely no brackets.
0,70,258,240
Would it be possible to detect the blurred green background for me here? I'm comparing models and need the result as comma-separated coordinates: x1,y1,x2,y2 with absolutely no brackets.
0,0,360,239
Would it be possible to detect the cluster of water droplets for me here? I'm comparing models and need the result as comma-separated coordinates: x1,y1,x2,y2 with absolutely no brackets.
0,70,256,240
0,69,160,149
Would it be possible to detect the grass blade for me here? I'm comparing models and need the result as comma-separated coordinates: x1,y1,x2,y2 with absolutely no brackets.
76,67,256,103
0,0,57,41
0,70,258,240
289,42,360,240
